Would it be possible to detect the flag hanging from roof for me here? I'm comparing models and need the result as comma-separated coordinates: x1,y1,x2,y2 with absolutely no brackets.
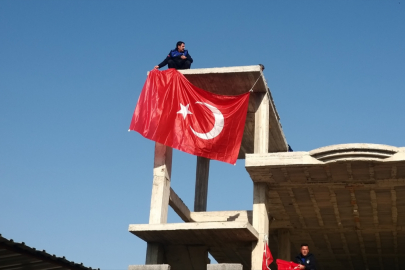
262,242,274,270
129,69,250,164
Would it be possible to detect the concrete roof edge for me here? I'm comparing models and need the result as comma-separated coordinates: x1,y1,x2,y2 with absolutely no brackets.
147,65,263,80
245,144,405,167
309,143,399,156
129,221,253,231
384,147,405,161
245,152,323,167
178,65,262,75
308,143,401,163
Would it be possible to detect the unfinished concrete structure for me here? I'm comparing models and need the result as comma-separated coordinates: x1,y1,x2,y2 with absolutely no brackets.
129,65,287,270
246,144,405,270
129,65,404,270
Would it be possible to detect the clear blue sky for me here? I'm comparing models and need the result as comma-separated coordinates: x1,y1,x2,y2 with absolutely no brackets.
1,1,404,269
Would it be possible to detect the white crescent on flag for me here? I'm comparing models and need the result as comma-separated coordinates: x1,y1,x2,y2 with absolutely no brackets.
190,102,224,140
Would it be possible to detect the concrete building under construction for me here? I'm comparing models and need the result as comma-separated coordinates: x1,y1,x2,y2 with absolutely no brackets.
128,65,405,270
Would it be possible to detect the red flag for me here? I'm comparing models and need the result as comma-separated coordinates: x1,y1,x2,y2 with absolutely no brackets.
276,259,300,270
129,69,250,164
262,242,273,270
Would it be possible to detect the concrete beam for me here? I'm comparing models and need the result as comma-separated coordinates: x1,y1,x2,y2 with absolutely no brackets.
246,152,323,168
169,188,192,222
179,65,262,77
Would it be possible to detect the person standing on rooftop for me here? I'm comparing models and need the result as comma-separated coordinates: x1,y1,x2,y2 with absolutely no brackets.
154,41,193,70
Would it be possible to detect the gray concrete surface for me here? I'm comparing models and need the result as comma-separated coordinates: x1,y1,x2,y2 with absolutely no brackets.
246,143,405,270
128,265,170,270
207,264,243,270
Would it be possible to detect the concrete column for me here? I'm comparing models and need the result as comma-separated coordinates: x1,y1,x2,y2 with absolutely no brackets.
252,92,270,270
251,183,269,270
145,243,165,265
194,156,210,212
165,245,208,270
148,142,172,224
278,229,291,261
146,143,173,264
253,92,269,154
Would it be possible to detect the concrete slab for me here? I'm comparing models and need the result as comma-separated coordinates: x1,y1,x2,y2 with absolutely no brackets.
128,265,170,270
207,264,243,270
128,222,258,245
129,222,258,270
179,65,266,95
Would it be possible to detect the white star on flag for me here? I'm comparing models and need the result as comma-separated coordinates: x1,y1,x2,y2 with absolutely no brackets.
177,103,193,119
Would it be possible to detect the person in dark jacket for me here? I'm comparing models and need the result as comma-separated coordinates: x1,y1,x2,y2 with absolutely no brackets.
295,244,316,270
154,41,193,70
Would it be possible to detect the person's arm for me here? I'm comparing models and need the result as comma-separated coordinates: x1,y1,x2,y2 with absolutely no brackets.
180,51,193,63
294,256,305,270
154,52,171,69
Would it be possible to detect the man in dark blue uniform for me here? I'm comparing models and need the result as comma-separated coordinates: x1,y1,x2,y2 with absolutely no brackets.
295,244,316,270
154,41,193,70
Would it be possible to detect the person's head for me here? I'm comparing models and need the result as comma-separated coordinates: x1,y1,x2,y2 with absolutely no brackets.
300,244,309,256
176,41,185,52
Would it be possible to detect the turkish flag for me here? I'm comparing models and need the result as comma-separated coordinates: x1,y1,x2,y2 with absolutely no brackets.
276,259,300,270
262,243,273,270
129,69,250,164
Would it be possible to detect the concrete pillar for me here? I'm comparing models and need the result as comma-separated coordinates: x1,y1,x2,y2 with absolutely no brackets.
146,143,173,264
251,183,269,270
146,243,165,265
148,142,172,224
278,229,291,261
253,92,269,154
194,156,210,212
165,245,208,270
192,157,210,270
252,92,270,270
